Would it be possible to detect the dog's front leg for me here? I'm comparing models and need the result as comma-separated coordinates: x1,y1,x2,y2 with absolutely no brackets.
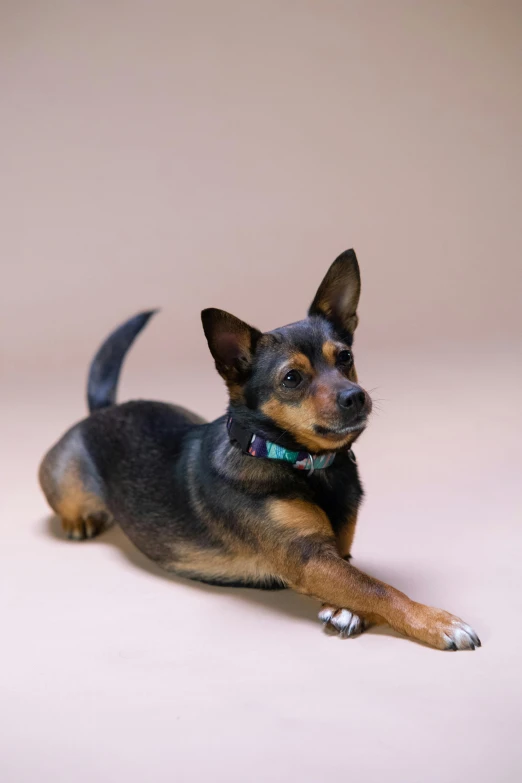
280,539,480,650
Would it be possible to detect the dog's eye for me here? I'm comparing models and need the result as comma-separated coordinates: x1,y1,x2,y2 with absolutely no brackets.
282,370,302,389
337,350,353,367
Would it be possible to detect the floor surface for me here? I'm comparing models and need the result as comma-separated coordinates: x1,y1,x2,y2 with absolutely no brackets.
2,348,521,782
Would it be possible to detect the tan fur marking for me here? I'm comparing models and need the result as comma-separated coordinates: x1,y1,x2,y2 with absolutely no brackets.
39,457,109,538
166,540,280,586
322,341,359,385
261,397,355,452
286,352,314,376
227,381,245,403
321,341,340,365
56,472,103,521
269,498,333,536
336,510,358,558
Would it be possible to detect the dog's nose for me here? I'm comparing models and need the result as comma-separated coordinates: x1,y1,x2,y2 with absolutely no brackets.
338,388,366,413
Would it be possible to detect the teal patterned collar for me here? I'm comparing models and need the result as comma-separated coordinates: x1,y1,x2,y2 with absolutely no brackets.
227,417,354,475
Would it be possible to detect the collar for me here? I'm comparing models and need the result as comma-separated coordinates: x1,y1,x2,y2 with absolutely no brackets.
227,417,355,475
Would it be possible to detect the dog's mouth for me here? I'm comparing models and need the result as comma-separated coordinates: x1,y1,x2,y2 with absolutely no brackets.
313,417,368,439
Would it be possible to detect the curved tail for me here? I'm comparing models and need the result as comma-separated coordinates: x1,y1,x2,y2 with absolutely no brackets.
87,310,158,412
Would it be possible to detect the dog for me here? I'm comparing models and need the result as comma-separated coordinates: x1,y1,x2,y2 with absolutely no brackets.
39,249,480,650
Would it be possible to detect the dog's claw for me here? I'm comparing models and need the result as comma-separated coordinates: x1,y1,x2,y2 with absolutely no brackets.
443,622,481,651
430,615,481,651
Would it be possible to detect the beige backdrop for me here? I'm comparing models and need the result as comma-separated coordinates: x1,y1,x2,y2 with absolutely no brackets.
2,2,522,782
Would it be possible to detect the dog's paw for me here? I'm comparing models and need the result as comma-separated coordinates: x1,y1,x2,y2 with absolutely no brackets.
318,604,366,638
405,604,481,651
61,511,111,541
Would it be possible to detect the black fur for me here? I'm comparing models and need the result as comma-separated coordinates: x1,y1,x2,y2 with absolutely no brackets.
87,309,157,412
76,400,362,587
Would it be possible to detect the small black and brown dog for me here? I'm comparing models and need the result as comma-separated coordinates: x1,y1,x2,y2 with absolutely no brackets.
39,250,480,650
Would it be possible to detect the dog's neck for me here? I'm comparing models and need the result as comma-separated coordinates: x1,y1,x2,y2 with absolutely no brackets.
226,416,355,475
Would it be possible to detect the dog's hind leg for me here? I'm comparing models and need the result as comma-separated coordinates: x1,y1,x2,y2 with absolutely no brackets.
39,426,113,540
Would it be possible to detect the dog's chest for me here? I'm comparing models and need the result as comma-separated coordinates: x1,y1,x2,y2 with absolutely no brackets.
310,462,363,535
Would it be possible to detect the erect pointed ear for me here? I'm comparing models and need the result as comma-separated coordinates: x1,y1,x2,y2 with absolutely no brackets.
201,308,262,381
308,249,361,336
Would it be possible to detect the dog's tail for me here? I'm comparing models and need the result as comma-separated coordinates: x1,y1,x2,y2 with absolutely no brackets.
87,310,158,413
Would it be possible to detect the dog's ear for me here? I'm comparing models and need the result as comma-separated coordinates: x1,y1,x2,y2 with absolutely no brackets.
201,308,262,381
308,249,361,336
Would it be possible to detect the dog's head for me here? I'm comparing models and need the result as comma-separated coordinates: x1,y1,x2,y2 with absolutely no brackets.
201,250,372,453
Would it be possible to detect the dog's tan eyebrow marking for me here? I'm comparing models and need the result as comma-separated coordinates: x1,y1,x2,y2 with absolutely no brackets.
284,351,314,375
322,341,344,365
